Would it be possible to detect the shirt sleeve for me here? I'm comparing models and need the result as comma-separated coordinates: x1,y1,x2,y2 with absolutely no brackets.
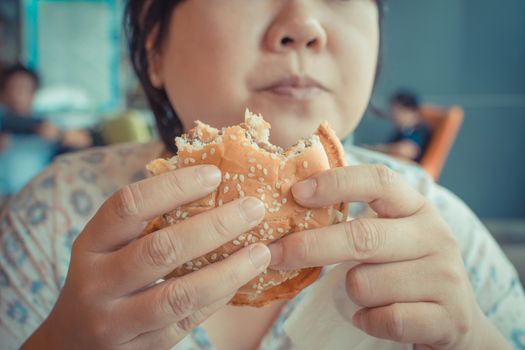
0,163,64,348
427,184,525,349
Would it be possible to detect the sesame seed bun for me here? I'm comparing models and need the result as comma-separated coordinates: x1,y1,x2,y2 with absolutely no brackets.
145,109,348,307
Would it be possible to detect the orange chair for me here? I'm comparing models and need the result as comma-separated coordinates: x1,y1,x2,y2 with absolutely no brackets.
419,105,464,181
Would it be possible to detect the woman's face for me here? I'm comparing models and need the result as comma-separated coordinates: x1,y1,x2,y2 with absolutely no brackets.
150,0,379,148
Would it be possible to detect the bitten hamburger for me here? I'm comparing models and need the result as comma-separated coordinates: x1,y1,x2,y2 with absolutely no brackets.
145,109,348,307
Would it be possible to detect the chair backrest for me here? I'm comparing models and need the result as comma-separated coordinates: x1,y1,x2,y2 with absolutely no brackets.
419,105,464,181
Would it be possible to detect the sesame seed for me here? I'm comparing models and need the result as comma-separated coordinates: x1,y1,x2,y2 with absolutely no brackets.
264,222,269,230
222,253,229,258
193,267,200,271
272,193,279,198
256,164,263,170
259,229,265,235
233,174,238,180
181,212,188,218
238,235,246,241
250,166,256,173
189,158,196,164
268,228,274,234
224,172,231,180
256,188,264,194
260,194,265,201
263,168,268,176
258,177,265,182
236,184,242,191
269,235,274,240
210,148,216,155
223,186,229,194
201,153,207,160
239,175,245,182
208,199,214,206
233,240,241,246
259,277,264,283
266,185,272,191
282,198,288,204
275,183,281,189
195,261,202,267
277,228,284,234
239,190,245,197
211,253,218,260
176,210,181,218
186,261,194,267
248,158,256,163
230,135,238,140
247,234,253,241
248,173,256,178
303,161,308,169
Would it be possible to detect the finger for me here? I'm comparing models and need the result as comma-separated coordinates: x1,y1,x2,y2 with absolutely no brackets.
80,165,222,252
269,215,438,270
353,303,453,345
102,197,265,295
123,293,233,350
114,243,270,338
291,164,426,218
345,259,454,308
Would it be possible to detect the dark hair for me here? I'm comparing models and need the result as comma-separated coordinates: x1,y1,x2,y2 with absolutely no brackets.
125,0,386,153
390,89,420,110
0,64,40,92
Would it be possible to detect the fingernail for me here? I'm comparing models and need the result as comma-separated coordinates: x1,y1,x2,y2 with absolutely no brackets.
352,311,362,329
249,244,271,269
240,197,265,224
292,179,317,200
268,243,283,267
196,165,221,187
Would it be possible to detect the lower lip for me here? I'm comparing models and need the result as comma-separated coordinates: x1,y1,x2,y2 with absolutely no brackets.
264,86,326,100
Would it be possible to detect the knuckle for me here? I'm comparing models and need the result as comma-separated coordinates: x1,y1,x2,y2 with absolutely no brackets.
373,164,397,191
164,279,197,316
294,232,318,263
165,172,189,197
386,304,405,341
176,316,197,334
210,211,234,239
331,168,351,191
112,184,143,220
344,219,384,260
144,231,181,267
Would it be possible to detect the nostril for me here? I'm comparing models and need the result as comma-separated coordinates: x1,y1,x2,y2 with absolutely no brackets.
307,38,317,47
281,37,294,46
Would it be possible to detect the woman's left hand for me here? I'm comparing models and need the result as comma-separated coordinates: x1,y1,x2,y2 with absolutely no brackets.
268,164,508,349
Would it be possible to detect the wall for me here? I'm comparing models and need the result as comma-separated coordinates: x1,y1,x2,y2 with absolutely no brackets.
354,0,525,219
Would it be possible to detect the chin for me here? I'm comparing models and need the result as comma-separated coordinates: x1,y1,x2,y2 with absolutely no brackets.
246,98,342,148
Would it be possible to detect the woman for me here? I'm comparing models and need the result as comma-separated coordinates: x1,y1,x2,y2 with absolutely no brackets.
2,1,523,349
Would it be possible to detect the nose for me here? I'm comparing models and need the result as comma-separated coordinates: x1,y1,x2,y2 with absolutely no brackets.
265,3,327,54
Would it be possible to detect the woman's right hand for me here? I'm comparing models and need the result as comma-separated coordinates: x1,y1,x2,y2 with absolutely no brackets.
22,165,270,350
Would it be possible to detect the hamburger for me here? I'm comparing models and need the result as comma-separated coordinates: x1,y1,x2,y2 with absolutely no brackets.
145,109,348,307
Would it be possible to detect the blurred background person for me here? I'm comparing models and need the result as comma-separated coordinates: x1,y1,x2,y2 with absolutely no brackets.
0,64,93,152
367,89,430,162
0,64,93,201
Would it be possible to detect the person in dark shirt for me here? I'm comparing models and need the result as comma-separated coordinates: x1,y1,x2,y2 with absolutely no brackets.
372,89,430,162
0,64,93,153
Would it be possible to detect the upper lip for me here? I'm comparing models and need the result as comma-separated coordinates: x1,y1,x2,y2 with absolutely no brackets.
260,75,328,91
